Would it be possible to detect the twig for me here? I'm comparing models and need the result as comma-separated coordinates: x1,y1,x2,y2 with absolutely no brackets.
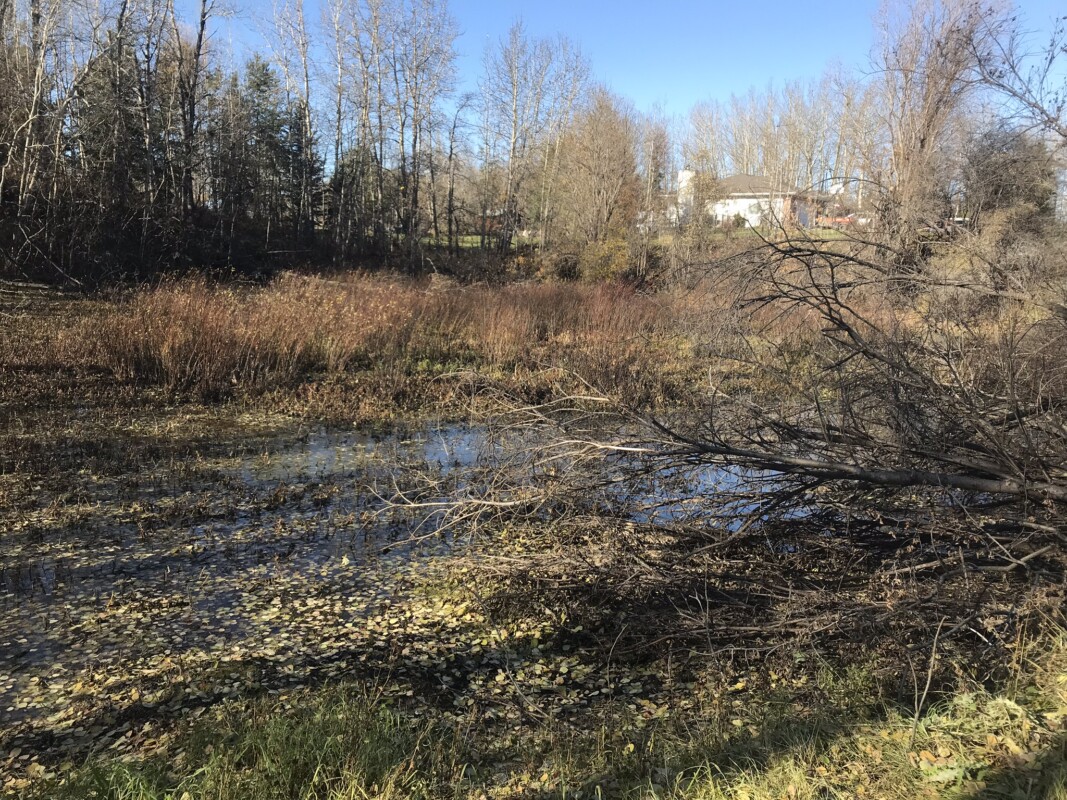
912,616,946,745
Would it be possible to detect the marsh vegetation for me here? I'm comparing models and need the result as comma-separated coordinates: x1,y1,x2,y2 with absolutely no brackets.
2,254,1066,798
3,0,1067,797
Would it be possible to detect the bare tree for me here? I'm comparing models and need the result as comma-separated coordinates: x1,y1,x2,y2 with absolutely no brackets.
388,0,457,266
973,11,1067,141
556,88,640,248
170,0,214,219
873,0,1011,262
683,101,728,180
479,21,585,255
270,0,318,244
634,108,671,280
683,70,880,210
533,36,587,252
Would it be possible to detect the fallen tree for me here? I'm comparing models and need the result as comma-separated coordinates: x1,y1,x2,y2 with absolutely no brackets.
384,227,1067,672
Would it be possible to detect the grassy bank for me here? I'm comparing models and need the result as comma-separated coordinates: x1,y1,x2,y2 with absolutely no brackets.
30,631,1067,799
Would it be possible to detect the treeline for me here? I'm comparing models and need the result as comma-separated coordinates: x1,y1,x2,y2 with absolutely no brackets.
0,0,647,281
0,0,1063,283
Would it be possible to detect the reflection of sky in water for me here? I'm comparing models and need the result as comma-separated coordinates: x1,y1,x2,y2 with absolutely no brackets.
0,422,793,729
239,424,489,483
0,425,495,717
0,425,804,608
1,425,489,597
599,448,810,539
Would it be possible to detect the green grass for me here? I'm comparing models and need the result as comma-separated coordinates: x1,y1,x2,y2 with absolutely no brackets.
41,688,464,800
31,637,1067,800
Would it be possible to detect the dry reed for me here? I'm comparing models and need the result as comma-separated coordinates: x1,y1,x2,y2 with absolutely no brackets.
64,274,709,404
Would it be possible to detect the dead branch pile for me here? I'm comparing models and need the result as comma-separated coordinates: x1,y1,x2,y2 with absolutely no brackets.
388,234,1067,672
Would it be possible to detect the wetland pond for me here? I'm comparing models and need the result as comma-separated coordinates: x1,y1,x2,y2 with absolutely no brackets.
0,419,753,784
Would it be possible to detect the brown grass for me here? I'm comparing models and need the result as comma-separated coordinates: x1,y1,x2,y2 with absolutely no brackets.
10,268,997,424
57,273,716,407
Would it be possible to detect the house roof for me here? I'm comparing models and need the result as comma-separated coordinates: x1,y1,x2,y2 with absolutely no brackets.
718,174,776,195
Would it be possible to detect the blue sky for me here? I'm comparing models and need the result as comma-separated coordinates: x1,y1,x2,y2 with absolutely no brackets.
203,0,1065,117
447,0,882,114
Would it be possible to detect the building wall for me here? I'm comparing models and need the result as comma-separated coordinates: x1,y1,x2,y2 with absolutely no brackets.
707,196,786,228
677,170,696,206
1057,167,1067,224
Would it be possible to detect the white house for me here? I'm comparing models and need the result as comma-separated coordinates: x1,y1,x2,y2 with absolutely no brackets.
663,169,699,226
705,174,789,228
668,172,792,228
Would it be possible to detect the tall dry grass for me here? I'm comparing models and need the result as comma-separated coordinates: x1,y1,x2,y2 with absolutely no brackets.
70,274,705,404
